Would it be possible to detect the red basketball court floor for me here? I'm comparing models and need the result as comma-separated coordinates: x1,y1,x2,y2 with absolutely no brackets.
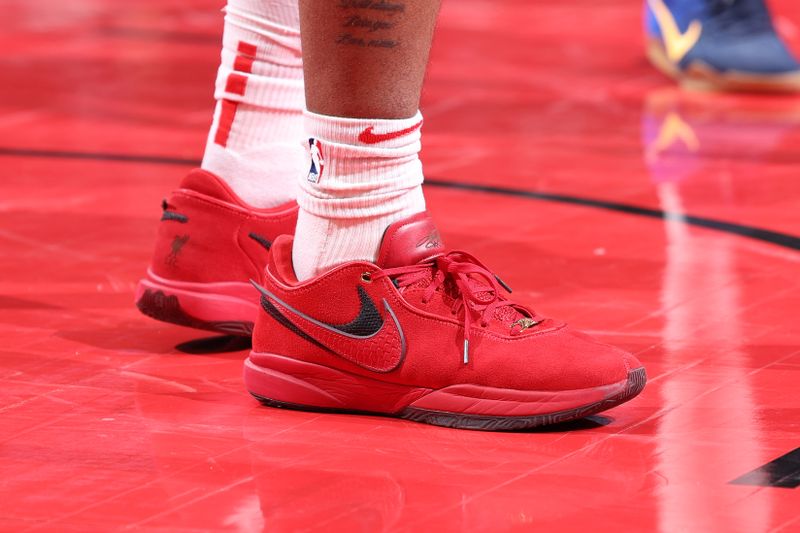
2,0,800,531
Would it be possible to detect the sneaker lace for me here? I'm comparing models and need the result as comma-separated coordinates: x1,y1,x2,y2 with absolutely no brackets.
372,252,542,364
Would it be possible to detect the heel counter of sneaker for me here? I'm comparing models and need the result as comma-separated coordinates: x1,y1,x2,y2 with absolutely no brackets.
251,237,300,354
149,189,260,283
251,283,308,359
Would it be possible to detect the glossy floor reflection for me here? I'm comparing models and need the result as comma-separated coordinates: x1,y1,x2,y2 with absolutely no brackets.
1,0,800,532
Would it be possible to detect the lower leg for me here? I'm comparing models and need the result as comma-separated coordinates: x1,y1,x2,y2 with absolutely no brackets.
293,0,441,279
201,0,305,208
300,0,439,118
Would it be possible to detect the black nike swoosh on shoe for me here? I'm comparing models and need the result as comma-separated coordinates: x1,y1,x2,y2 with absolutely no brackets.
257,284,384,336
252,281,406,373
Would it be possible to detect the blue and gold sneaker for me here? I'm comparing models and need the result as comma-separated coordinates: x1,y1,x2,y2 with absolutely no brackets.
645,0,800,92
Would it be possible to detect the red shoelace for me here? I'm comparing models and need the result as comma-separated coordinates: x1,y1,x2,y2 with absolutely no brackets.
372,251,541,363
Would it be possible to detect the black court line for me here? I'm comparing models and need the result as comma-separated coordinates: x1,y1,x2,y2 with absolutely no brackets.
730,447,800,489
0,147,198,166
2,146,799,252
424,179,800,251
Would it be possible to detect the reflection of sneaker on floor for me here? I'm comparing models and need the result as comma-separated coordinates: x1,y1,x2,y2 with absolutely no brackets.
244,439,405,532
245,212,646,430
645,0,800,92
136,169,298,336
642,87,800,183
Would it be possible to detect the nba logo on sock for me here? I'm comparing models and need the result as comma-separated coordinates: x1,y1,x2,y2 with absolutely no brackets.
307,138,325,183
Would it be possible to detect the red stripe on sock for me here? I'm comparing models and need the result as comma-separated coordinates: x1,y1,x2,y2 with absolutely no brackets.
225,73,248,96
213,41,256,147
233,55,255,73
234,42,256,72
237,41,257,59
214,99,238,147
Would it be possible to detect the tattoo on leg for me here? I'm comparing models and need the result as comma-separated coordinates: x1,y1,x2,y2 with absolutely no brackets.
336,0,406,49
339,0,405,13
343,15,394,32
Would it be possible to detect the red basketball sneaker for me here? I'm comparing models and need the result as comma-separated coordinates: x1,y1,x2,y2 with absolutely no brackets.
245,212,646,430
136,169,298,336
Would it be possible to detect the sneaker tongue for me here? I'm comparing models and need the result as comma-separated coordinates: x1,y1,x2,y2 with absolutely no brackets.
376,212,446,268
378,214,536,331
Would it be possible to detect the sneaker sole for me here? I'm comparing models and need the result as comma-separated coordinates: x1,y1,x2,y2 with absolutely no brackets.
136,269,257,336
646,38,800,93
244,353,646,431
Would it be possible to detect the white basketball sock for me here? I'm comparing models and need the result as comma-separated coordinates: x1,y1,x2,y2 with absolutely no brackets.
293,110,427,280
201,0,304,208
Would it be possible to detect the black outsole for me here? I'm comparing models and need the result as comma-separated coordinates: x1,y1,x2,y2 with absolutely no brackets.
136,288,253,337
250,367,647,432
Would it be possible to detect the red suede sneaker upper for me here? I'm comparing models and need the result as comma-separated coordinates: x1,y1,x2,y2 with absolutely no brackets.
149,169,298,284
375,212,446,268
253,213,641,392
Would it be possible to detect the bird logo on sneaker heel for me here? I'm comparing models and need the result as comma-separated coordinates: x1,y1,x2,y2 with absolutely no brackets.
165,234,189,267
